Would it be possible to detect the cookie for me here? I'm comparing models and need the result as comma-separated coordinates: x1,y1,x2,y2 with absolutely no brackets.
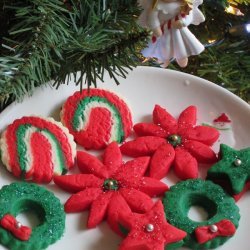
163,179,240,249
0,182,65,250
121,105,219,180
118,201,187,250
0,116,76,183
60,89,133,149
207,144,250,200
54,142,168,233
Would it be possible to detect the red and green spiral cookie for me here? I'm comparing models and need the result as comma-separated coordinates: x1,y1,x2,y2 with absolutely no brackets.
0,116,76,183
60,89,133,150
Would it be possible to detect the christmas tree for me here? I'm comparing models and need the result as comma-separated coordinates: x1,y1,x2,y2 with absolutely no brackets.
0,0,249,110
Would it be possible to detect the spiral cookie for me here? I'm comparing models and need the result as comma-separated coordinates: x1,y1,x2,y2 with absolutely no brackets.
0,182,65,250
163,179,240,249
61,89,133,150
0,116,76,183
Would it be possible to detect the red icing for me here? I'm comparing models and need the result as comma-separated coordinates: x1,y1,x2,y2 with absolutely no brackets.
4,116,74,182
0,214,31,241
213,113,231,123
174,147,198,179
149,144,175,179
195,219,236,244
120,136,166,158
30,132,53,183
75,107,112,149
107,193,132,236
61,89,132,150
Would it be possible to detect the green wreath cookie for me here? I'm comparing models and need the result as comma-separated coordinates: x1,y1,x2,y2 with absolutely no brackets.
163,179,240,249
0,182,65,250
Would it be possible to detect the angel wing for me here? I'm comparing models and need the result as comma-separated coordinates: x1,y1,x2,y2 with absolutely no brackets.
192,0,203,8
191,0,205,25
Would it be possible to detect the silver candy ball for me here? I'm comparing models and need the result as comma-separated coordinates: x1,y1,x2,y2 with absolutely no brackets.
209,224,218,233
16,222,22,229
234,159,242,167
108,181,114,186
172,135,179,141
146,224,154,232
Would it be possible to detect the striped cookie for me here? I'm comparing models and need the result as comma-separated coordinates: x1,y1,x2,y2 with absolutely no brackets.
0,116,76,183
61,89,133,150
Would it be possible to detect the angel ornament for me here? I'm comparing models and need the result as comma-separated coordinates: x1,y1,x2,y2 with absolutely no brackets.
139,0,205,67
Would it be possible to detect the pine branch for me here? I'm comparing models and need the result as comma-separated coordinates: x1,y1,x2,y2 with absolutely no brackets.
53,0,148,89
0,0,147,109
0,0,71,107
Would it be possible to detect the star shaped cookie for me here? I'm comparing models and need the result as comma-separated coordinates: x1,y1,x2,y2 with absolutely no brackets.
207,144,250,195
118,201,186,250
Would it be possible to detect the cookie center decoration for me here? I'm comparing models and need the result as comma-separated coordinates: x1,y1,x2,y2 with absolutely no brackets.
167,134,182,147
209,224,218,233
234,158,242,167
145,223,154,232
103,179,119,191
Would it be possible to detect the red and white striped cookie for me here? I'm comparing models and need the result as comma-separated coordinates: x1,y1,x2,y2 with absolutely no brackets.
61,89,133,150
0,116,76,183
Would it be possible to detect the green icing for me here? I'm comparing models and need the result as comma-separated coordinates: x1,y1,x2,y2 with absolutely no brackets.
16,125,67,176
207,144,250,194
73,96,124,142
16,124,31,173
163,179,240,250
165,240,184,250
42,130,67,175
0,182,65,250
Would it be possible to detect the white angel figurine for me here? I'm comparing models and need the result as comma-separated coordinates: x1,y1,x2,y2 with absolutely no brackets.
138,0,205,67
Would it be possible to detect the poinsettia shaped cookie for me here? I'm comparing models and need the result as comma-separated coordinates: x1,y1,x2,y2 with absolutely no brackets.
60,89,133,150
118,200,187,250
54,142,168,232
121,105,219,180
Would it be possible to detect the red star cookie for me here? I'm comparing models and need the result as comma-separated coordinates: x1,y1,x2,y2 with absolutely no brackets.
118,201,187,250
54,142,168,233
121,105,219,180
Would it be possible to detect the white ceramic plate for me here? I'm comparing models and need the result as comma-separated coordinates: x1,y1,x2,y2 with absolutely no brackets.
0,66,249,250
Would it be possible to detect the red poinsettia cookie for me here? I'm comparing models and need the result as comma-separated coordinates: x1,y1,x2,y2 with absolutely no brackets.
121,105,219,180
53,142,168,233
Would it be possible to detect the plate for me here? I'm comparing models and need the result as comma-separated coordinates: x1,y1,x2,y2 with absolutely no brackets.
0,66,249,250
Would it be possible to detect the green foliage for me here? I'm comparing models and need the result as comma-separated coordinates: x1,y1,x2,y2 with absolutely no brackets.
0,0,147,108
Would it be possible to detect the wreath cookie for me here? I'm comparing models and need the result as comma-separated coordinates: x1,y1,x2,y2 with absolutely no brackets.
0,182,65,250
60,89,133,150
0,116,76,183
163,179,240,249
